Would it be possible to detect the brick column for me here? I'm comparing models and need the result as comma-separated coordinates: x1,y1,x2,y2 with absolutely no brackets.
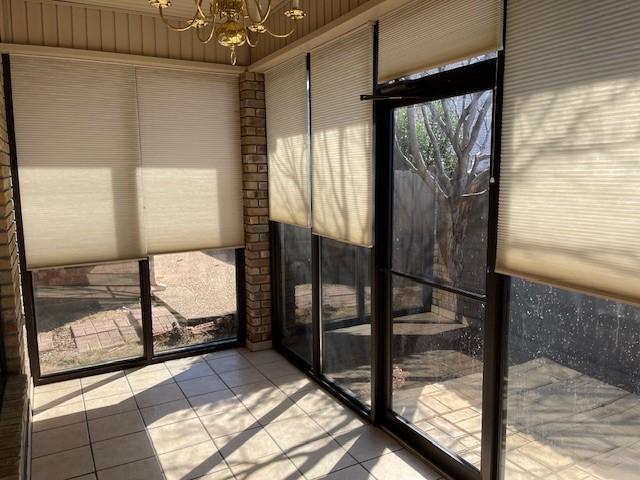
239,72,272,350
0,61,27,375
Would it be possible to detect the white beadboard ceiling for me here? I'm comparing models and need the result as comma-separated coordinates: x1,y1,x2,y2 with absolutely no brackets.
51,0,288,19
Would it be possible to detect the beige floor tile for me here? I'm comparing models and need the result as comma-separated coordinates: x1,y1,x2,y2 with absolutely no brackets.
318,464,376,480
200,404,259,438
229,452,304,480
333,425,402,463
207,355,253,374
158,440,227,480
241,349,286,366
272,372,316,396
189,388,244,417
84,392,137,420
219,368,268,388
164,355,206,369
74,475,98,480
214,427,282,466
310,404,367,436
31,445,94,480
148,417,210,454
196,467,236,479
362,450,442,480
32,402,86,433
285,436,357,479
203,349,242,361
35,379,82,393
125,363,170,377
81,371,125,388
237,386,306,425
290,387,341,414
92,431,155,470
32,421,90,458
170,362,215,382
140,398,198,428
265,415,328,451
33,385,83,410
231,379,278,397
88,410,145,442
256,360,301,380
134,383,186,408
83,377,132,400
97,457,164,480
178,374,227,397
126,369,174,391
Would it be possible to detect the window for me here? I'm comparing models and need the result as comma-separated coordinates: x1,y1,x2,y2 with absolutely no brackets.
33,262,144,375
501,279,640,479
151,249,239,354
275,223,313,365
321,238,372,405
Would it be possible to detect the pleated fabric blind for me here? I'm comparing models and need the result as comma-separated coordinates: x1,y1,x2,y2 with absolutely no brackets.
265,55,310,228
311,26,373,247
11,56,244,269
11,56,144,269
497,0,640,305
378,0,502,83
136,68,244,255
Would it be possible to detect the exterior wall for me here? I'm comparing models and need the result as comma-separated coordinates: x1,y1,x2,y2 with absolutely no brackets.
0,375,30,480
0,60,25,376
0,0,250,65
250,0,370,62
239,72,271,348
0,59,29,480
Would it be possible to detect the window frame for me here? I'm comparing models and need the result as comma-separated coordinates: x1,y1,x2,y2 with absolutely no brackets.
3,52,246,386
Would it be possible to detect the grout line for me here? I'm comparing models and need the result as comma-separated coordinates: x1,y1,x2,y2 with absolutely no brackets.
121,368,169,480
80,388,98,478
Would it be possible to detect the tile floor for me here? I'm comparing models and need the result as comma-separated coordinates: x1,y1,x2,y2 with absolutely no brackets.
31,348,443,480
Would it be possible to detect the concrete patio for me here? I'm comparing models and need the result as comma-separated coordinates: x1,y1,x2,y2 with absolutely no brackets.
30,348,442,480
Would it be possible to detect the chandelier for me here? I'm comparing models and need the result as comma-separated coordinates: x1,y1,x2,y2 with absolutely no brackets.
148,0,306,65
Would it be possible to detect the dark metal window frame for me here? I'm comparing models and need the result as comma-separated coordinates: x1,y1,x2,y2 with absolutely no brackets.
271,20,509,480
2,53,247,386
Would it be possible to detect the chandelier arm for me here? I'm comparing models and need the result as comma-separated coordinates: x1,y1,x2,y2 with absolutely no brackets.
265,26,294,39
196,20,218,43
159,7,199,32
245,31,258,48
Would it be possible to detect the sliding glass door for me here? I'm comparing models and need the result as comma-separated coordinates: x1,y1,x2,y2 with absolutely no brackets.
387,90,492,470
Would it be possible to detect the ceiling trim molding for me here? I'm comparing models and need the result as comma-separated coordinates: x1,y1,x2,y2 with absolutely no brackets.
0,43,247,74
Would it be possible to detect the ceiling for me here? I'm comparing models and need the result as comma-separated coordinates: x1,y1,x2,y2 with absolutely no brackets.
54,0,289,20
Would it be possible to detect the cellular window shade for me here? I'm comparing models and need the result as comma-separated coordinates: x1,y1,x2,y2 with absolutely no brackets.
311,26,373,247
265,55,310,227
497,0,640,305
136,68,244,255
378,0,502,83
11,56,144,269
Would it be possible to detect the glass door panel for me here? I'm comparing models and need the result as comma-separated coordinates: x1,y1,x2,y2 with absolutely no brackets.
389,90,492,469
391,275,485,467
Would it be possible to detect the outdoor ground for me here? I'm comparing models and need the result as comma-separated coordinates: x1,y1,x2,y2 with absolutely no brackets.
36,251,237,374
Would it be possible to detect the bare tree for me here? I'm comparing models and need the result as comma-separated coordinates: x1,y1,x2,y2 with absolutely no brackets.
394,91,493,288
